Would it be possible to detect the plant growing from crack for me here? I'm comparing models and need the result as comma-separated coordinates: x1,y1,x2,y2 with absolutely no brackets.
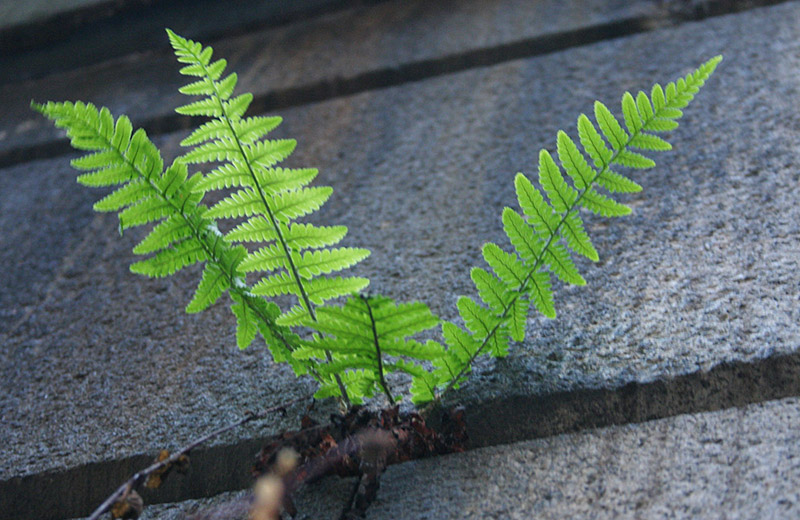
33,29,720,518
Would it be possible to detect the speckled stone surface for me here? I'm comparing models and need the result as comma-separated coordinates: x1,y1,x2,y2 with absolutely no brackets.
119,397,800,520
1,0,660,163
3,1,800,519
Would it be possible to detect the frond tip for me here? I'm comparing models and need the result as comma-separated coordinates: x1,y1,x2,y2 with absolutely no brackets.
412,55,722,403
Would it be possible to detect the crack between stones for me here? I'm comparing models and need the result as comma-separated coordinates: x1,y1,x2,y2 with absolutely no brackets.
2,350,799,520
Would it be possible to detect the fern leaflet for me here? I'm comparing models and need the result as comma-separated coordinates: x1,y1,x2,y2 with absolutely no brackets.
293,295,444,404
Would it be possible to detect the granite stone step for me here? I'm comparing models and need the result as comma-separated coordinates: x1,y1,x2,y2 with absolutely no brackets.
2,1,799,519
0,0,372,81
125,397,800,520
4,0,785,168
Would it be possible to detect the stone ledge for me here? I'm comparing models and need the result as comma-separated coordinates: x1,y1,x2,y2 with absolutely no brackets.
2,1,800,519
0,0,370,80
0,0,671,167
116,397,800,519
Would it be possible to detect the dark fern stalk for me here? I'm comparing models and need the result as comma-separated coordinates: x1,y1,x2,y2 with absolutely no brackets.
362,296,394,405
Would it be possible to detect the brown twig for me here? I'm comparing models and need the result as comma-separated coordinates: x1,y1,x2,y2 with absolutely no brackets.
87,393,313,520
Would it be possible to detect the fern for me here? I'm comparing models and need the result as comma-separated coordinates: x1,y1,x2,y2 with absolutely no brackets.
34,27,720,410
293,294,444,404
411,56,723,402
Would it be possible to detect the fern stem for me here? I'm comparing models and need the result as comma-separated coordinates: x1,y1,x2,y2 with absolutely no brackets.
361,295,395,405
324,351,351,408
438,93,678,401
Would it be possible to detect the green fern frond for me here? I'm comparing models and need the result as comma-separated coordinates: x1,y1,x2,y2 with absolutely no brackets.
298,295,444,404
411,55,722,403
167,30,369,338
32,99,309,376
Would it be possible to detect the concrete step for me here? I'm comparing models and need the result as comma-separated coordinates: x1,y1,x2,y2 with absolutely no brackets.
2,0,800,519
0,0,372,81
7,0,784,169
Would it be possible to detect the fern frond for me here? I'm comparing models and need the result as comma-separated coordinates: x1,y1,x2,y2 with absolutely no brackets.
412,55,722,403
33,99,310,376
168,29,370,347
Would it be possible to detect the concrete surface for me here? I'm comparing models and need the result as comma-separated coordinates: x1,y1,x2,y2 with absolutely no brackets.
121,396,800,520
0,0,673,166
0,0,107,29
0,0,361,83
2,0,800,519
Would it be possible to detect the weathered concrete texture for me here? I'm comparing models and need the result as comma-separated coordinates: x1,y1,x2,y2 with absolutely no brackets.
0,0,359,82
0,0,104,29
0,0,663,164
100,397,800,520
3,1,800,518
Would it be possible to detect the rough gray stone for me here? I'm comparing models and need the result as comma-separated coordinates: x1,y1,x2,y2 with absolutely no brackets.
0,0,661,164
107,397,800,520
367,398,800,520
2,1,800,519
